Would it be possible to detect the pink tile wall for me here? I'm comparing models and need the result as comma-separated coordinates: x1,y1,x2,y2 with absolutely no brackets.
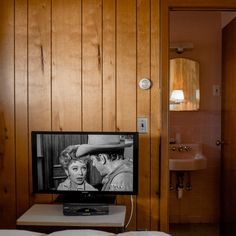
169,11,222,223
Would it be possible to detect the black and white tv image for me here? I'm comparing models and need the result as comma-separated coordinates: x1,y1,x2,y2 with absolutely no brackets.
32,131,138,195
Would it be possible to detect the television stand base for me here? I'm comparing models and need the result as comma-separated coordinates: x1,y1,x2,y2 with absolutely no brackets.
55,194,116,205
63,202,109,216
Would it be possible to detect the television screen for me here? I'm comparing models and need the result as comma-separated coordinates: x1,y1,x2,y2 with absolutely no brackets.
32,131,138,196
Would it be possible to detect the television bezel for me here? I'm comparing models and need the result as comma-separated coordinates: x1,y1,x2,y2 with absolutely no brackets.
31,131,139,196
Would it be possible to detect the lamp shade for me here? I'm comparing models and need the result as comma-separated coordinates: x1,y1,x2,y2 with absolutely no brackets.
170,90,185,103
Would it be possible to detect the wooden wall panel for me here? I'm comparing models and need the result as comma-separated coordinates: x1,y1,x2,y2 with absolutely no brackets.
28,0,52,203
116,0,137,230
0,0,15,228
0,0,162,230
137,0,151,230
52,0,82,131
15,0,29,217
82,0,102,131
103,0,116,131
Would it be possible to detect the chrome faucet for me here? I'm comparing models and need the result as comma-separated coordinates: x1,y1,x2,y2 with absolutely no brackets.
183,145,192,152
178,145,184,152
170,145,192,152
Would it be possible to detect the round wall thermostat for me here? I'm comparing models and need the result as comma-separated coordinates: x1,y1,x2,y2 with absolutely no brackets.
139,78,152,90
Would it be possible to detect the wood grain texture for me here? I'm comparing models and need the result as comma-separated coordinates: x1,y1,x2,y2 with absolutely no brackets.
116,0,137,132
103,0,116,131
116,0,137,230
52,0,82,131
15,0,30,218
0,0,15,227
0,0,164,230
28,0,53,203
137,0,151,230
82,0,102,131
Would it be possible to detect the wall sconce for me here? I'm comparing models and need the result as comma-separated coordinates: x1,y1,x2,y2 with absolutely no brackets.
170,90,185,104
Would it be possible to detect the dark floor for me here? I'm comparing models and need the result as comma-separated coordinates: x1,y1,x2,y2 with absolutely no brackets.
169,223,220,236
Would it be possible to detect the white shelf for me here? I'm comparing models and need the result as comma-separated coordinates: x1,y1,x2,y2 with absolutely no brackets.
16,204,126,228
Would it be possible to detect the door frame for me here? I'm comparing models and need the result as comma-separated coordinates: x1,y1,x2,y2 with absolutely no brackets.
160,0,236,232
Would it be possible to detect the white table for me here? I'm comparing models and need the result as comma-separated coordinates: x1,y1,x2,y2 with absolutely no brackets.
16,204,126,233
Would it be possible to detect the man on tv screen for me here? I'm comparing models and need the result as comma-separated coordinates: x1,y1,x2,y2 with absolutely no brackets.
75,135,133,192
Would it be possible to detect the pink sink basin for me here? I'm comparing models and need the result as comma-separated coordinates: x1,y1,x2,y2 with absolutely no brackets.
169,143,207,171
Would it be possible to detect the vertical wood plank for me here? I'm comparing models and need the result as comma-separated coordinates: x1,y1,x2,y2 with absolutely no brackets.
116,0,137,230
82,0,102,131
28,0,52,203
116,0,137,132
0,0,15,228
137,0,151,230
103,0,116,131
52,0,82,131
15,0,29,217
150,0,161,230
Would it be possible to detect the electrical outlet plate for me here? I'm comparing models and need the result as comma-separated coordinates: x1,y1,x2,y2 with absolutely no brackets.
137,118,148,133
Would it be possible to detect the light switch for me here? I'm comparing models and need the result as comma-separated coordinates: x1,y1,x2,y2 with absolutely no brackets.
137,118,148,133
213,85,221,96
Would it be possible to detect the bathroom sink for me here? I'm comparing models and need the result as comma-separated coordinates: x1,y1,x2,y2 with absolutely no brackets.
169,143,207,171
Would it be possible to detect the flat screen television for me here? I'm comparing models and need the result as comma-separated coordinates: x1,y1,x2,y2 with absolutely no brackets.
31,131,138,203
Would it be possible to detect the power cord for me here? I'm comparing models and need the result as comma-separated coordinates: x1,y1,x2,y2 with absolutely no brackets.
125,195,134,229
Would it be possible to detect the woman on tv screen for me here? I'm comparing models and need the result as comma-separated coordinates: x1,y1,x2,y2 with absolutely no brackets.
57,145,98,191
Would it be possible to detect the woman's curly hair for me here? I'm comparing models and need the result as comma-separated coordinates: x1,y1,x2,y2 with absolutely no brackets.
59,145,80,170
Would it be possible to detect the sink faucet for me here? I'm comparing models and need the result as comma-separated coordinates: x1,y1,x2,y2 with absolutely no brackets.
183,145,192,151
178,145,184,152
177,145,192,152
170,144,192,152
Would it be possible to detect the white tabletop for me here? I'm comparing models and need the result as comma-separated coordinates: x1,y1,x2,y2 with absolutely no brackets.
16,204,126,227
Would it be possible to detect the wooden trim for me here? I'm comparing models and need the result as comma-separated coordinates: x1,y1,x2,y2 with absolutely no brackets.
150,0,161,231
160,0,169,232
168,0,236,9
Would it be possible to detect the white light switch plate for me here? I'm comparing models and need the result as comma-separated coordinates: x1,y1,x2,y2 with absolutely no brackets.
137,118,148,133
213,85,221,96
